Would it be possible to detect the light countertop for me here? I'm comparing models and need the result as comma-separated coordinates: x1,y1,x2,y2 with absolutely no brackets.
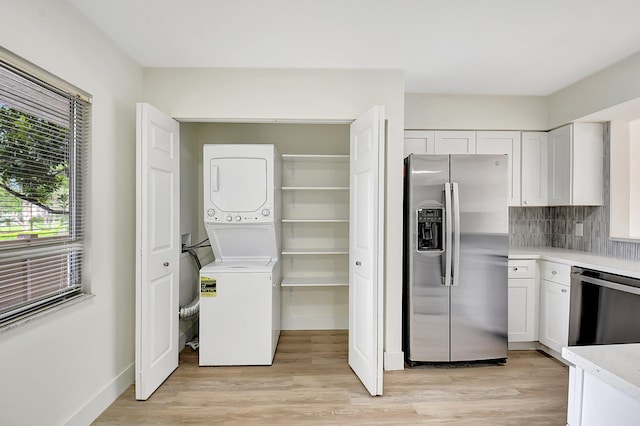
562,344,640,402
509,247,640,280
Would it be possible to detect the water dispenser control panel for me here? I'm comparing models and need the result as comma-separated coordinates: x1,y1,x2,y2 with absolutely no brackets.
416,207,444,252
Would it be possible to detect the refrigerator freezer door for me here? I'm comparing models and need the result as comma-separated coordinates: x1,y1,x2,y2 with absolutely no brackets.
449,155,509,361
405,155,450,362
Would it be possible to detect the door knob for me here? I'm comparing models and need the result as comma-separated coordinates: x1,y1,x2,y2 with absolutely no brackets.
163,262,169,267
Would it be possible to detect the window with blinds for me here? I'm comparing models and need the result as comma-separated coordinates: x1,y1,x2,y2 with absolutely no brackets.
0,52,90,327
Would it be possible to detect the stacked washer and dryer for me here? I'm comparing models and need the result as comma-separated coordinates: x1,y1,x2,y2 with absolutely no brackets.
199,144,281,366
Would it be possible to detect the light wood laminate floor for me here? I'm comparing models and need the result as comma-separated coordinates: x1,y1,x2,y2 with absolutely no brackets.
95,330,568,425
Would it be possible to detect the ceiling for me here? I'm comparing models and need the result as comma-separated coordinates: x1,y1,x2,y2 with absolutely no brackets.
65,0,640,96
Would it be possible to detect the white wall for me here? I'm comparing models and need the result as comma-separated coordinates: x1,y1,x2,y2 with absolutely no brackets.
190,123,350,330
629,120,640,238
609,121,631,239
405,93,548,130
548,51,640,128
178,123,201,345
143,68,406,370
552,52,640,241
0,1,143,424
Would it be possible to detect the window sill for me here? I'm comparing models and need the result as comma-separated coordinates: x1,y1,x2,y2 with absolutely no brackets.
0,293,95,335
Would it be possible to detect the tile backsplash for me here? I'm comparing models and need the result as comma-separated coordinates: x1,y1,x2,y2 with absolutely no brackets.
509,123,640,261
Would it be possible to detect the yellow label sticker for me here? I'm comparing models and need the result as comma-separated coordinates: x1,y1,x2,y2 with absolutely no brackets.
200,276,217,297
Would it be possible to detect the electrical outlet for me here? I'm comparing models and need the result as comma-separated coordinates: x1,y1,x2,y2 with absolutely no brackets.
575,222,584,237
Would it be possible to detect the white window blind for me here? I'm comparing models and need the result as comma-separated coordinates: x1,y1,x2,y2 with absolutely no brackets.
0,53,90,326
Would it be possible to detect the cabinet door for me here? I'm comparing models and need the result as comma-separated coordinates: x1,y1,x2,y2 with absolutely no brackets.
539,280,570,353
434,131,476,154
548,125,572,206
572,123,603,206
508,278,536,342
476,131,521,206
404,130,434,156
521,132,548,206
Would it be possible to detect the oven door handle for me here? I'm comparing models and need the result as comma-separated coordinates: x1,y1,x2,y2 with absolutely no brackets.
573,273,640,296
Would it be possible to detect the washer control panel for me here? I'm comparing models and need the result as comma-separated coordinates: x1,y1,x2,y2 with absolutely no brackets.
206,205,275,223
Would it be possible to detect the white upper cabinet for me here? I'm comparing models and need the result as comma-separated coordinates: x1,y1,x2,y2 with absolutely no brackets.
405,123,602,207
476,131,521,206
403,130,434,156
434,131,476,154
548,123,603,206
548,125,572,205
521,132,548,206
404,130,476,155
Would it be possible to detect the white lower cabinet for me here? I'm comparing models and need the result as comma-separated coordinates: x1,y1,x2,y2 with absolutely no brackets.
539,261,571,353
567,365,640,426
507,259,538,342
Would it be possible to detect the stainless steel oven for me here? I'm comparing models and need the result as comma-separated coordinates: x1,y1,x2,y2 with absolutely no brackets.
569,266,640,346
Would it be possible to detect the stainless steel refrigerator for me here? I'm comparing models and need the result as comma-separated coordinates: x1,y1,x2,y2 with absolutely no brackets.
403,154,508,365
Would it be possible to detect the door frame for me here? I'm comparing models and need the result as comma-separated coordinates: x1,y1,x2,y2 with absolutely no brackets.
135,111,388,396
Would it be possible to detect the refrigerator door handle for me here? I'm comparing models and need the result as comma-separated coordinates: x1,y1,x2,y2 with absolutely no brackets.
443,182,452,286
451,182,461,286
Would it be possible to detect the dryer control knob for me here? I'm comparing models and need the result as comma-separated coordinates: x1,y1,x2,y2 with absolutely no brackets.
226,215,232,222
207,209,215,217
262,209,270,217
235,215,241,222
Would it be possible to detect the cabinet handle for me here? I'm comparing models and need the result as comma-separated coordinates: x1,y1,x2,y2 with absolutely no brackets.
355,261,361,266
513,267,518,271
551,270,557,275
561,288,567,293
163,262,170,267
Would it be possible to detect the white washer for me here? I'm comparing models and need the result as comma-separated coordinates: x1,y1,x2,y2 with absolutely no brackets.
199,259,281,366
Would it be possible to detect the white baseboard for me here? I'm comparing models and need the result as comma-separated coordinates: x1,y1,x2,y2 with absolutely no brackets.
281,315,348,330
508,341,541,351
538,343,571,366
64,319,198,426
384,350,405,371
63,363,134,426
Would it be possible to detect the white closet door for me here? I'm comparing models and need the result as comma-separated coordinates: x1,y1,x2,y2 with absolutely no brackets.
135,103,180,400
349,105,385,396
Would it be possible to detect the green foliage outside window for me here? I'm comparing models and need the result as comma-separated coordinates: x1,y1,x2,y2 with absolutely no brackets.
0,105,70,240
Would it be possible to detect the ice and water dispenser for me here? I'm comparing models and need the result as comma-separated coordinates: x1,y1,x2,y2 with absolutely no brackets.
416,207,444,252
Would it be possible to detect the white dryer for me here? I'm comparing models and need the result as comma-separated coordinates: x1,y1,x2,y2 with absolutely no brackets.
199,259,281,366
203,144,281,260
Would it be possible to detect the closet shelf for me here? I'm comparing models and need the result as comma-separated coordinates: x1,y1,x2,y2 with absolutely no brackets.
280,152,350,296
282,186,349,191
281,248,348,255
282,154,349,163
281,276,349,287
282,219,349,223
